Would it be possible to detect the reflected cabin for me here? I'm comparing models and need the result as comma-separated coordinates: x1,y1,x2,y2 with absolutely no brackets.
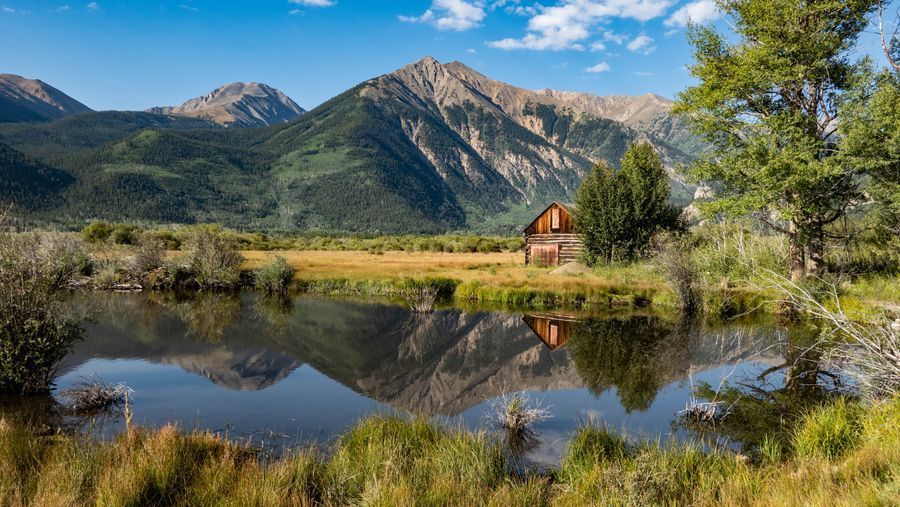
524,202,583,266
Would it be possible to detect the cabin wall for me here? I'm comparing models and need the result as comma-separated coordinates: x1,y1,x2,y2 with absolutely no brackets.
524,203,574,235
524,234,583,266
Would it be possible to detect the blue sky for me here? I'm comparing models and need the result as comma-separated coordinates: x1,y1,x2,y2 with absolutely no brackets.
0,0,889,111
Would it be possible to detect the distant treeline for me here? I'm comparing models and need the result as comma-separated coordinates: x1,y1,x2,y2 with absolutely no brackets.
79,221,526,253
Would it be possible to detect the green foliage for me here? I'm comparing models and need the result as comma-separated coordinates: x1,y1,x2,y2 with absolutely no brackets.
253,256,295,294
182,226,244,289
676,0,883,278
0,233,84,395
575,143,679,265
81,221,113,243
836,69,900,249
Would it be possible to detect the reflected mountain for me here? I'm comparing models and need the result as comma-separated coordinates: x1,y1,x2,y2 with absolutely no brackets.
59,293,785,416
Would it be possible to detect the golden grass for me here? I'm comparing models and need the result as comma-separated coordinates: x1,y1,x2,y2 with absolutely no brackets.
240,250,667,294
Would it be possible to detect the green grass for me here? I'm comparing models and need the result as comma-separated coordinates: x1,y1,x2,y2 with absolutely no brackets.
1,397,897,505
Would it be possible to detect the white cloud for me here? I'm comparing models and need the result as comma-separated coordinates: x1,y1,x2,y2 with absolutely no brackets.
2,6,16,13
289,0,335,6
86,2,98,10
589,41,605,51
602,30,627,44
488,0,673,51
467,48,478,53
626,33,655,54
179,4,199,12
55,5,71,12
634,71,654,76
400,0,486,32
586,61,610,73
665,0,720,27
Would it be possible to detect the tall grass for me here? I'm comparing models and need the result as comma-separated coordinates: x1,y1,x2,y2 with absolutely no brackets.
0,398,896,505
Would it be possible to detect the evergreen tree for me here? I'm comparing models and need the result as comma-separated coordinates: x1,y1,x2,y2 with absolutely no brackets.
575,143,679,265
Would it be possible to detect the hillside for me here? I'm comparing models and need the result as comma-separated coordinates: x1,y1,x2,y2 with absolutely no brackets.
147,82,305,128
0,58,701,233
0,74,92,123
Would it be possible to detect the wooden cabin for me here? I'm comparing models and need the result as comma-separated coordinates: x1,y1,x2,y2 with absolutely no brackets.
522,313,577,351
523,202,583,266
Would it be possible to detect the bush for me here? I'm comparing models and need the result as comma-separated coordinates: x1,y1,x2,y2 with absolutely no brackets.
0,233,84,395
129,234,167,276
81,221,113,243
254,256,295,294
109,224,139,245
183,226,244,289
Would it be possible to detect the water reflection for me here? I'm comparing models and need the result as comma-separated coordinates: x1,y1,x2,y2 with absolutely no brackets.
43,292,797,460
523,314,576,351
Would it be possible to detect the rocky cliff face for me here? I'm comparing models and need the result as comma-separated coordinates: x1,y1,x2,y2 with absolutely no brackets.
0,74,92,123
360,57,696,204
147,82,305,128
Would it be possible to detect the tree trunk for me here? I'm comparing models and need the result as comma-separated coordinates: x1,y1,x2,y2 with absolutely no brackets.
806,226,825,278
788,221,806,282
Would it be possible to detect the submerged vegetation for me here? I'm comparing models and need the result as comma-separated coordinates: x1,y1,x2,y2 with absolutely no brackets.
0,398,896,505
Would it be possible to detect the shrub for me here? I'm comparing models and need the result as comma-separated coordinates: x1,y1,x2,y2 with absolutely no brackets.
81,221,113,243
129,234,167,276
253,256,295,294
183,226,244,289
653,233,700,315
34,234,93,285
109,224,139,245
0,233,84,395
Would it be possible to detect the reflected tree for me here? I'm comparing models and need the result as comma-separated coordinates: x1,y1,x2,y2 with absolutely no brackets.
568,316,689,412
150,292,242,342
685,324,840,452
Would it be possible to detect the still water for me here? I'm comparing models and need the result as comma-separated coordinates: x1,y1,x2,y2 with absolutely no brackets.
49,292,803,464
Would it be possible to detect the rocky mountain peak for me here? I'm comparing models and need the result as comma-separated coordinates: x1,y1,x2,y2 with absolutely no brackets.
146,82,305,128
0,74,92,123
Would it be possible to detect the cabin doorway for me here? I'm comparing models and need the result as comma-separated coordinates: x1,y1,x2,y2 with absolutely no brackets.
530,244,559,266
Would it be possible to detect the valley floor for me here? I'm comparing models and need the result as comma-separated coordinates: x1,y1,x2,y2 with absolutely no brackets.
239,250,899,316
242,250,669,309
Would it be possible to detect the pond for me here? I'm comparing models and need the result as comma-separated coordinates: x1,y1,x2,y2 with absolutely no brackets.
30,293,835,464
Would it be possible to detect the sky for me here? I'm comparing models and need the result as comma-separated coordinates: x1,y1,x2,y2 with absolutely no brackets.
0,0,891,111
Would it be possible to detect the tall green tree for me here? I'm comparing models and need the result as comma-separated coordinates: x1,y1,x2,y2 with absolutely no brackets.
676,0,880,280
838,68,900,248
575,143,678,264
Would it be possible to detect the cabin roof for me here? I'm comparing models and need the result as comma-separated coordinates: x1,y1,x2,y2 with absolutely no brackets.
523,201,576,233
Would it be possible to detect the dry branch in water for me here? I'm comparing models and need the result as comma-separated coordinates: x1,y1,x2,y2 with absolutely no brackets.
760,271,899,400
402,286,438,314
61,375,133,413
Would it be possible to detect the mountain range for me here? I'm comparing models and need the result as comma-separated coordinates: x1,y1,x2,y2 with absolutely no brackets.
0,59,699,233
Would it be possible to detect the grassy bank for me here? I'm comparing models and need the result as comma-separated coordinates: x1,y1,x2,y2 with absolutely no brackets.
13,225,899,315
1,397,896,506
